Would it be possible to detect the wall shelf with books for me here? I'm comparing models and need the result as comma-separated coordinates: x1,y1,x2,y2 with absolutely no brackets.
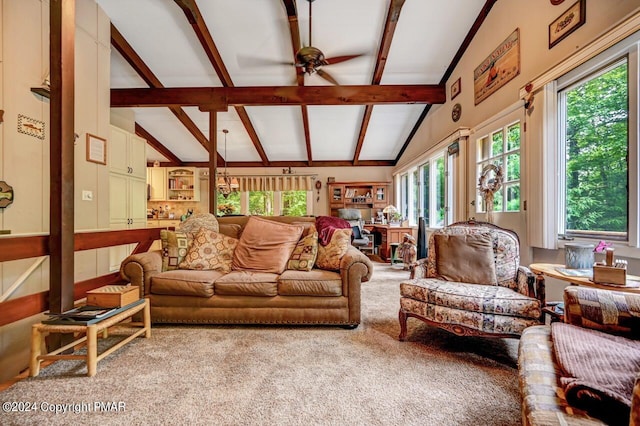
327,181,391,219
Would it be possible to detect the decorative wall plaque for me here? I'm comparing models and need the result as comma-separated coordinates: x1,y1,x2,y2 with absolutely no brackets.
17,114,45,140
0,181,14,208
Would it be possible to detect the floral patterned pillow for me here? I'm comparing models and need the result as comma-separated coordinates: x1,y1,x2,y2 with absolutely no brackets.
160,230,192,272
178,228,238,273
287,230,319,271
178,213,219,234
316,228,352,271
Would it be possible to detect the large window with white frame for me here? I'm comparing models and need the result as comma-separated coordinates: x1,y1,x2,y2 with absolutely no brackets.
557,57,629,241
548,28,640,245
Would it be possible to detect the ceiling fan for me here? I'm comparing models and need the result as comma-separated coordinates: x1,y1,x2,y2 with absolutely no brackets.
294,0,365,85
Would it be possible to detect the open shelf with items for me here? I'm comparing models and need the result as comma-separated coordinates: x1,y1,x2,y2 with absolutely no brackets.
167,167,200,201
327,181,391,220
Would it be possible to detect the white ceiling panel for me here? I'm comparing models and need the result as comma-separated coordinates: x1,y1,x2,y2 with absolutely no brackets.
146,146,169,163
110,49,147,88
308,106,364,161
244,106,307,161
181,107,263,163
96,0,223,87
381,0,485,84
132,108,208,162
359,104,426,161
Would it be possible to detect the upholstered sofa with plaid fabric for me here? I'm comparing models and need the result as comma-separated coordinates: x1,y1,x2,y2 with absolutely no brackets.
519,286,640,426
399,221,544,340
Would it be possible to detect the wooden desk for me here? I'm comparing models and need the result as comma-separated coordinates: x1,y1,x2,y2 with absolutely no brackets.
30,299,151,377
529,263,640,294
372,225,413,261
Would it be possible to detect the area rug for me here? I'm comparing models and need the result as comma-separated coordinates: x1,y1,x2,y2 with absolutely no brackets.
1,263,520,425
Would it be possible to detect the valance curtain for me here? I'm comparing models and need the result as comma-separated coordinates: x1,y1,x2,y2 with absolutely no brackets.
231,175,316,192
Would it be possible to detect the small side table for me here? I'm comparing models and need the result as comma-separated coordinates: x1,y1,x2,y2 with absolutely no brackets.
30,298,150,377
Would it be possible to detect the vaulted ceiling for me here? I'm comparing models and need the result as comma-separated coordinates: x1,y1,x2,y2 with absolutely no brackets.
97,0,495,167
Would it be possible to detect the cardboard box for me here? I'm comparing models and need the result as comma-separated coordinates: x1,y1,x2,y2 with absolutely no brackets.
87,285,140,308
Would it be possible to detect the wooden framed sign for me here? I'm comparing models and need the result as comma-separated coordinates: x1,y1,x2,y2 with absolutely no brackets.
86,133,107,165
549,0,586,49
473,29,520,105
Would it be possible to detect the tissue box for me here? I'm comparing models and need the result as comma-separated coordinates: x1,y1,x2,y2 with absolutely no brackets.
592,264,626,286
87,285,140,308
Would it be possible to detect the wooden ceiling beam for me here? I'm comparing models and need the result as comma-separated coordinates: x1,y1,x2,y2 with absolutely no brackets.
110,23,211,154
282,0,312,165
135,123,183,166
174,0,269,165
111,84,445,108
353,0,405,165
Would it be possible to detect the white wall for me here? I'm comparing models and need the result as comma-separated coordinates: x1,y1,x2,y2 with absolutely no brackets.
0,0,111,382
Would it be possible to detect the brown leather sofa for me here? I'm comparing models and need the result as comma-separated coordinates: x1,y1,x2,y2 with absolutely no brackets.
120,216,373,327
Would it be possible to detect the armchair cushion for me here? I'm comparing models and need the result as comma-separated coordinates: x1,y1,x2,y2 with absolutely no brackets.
434,233,497,285
400,278,541,319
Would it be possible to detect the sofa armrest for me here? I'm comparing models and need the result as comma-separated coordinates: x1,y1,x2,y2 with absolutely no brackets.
120,250,163,297
563,286,640,336
340,247,373,291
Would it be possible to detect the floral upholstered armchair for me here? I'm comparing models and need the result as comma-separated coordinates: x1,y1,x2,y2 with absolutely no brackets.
399,221,545,340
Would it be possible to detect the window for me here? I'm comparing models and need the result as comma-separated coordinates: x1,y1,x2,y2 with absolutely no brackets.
217,192,241,216
400,173,409,220
558,59,629,240
476,122,521,213
412,151,447,228
249,191,274,215
281,190,308,216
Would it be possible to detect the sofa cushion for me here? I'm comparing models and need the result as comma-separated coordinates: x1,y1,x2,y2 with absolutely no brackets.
434,233,497,285
160,230,192,272
316,228,352,271
287,228,319,271
151,269,221,297
400,278,541,319
178,228,238,273
218,223,242,239
232,216,303,274
278,270,342,296
178,212,219,234
214,271,278,296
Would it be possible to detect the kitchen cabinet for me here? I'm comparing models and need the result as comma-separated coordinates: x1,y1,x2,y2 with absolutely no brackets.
109,125,146,180
167,167,200,201
147,167,167,201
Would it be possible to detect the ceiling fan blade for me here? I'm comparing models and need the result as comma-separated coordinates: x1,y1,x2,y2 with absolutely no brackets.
324,53,366,66
316,69,339,85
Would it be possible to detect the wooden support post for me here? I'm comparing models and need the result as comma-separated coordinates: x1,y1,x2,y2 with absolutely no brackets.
49,0,75,316
209,111,218,215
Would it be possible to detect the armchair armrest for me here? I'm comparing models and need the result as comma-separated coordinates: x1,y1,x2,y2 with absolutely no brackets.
120,250,163,297
516,265,545,303
564,286,640,336
410,258,429,279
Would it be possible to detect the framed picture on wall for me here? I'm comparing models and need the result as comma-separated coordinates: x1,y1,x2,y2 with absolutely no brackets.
86,133,107,165
450,78,461,100
549,0,586,49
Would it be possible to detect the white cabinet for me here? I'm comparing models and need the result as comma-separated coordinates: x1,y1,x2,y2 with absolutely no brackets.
167,167,200,201
147,167,167,201
109,125,146,180
108,125,147,271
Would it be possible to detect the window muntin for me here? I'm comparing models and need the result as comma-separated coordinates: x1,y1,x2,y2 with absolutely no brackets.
558,59,629,240
476,122,521,213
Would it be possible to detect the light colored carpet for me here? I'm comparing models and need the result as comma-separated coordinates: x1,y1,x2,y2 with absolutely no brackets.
1,263,521,425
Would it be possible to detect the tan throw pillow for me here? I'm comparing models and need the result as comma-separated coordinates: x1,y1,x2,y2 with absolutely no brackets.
434,233,497,285
178,228,238,273
160,230,192,272
316,228,352,271
232,217,304,274
287,230,319,271
178,213,219,234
